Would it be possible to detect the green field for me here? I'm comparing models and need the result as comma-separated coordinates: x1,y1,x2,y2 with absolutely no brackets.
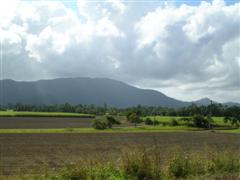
0,111,94,117
0,113,239,178
0,113,239,133
144,116,230,126
0,126,200,134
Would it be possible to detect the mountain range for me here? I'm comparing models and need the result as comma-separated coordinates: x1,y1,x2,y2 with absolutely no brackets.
0,77,238,108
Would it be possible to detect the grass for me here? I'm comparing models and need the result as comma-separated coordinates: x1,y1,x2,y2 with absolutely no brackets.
145,116,231,126
218,128,240,133
0,114,238,133
2,126,238,134
0,111,94,118
0,126,200,134
12,146,240,180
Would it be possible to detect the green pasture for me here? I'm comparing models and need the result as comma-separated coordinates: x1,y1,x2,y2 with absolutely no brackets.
144,116,230,126
0,113,238,133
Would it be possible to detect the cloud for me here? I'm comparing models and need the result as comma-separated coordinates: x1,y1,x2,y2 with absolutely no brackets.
0,0,239,103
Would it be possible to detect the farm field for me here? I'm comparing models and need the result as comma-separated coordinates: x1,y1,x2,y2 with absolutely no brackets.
144,116,230,126
0,132,240,176
0,111,94,118
0,112,239,178
0,117,94,129
0,113,238,133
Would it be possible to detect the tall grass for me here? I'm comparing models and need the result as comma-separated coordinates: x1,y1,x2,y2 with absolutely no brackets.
14,146,240,180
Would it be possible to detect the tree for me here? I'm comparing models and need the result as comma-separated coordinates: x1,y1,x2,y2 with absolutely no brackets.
206,115,213,129
152,119,160,126
106,115,120,128
224,106,240,128
169,118,179,126
145,118,153,125
127,112,142,127
92,119,107,130
192,115,212,129
92,116,120,129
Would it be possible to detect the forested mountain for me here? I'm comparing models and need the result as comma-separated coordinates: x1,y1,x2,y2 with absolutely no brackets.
0,78,238,108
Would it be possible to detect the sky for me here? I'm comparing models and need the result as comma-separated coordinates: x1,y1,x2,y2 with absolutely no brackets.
0,0,239,103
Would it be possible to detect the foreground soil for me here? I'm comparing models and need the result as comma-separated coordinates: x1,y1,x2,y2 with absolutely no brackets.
0,117,94,129
0,117,131,129
0,132,239,175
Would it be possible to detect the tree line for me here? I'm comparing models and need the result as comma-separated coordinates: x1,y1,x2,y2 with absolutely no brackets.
1,103,239,118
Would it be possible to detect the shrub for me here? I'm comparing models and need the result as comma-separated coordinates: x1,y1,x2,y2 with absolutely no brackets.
224,116,240,128
92,119,107,130
168,153,191,179
106,116,120,128
153,119,160,126
179,117,192,126
169,118,179,126
145,118,153,125
127,112,143,127
161,122,167,126
192,115,213,129
121,148,162,180
18,147,240,179
208,151,240,174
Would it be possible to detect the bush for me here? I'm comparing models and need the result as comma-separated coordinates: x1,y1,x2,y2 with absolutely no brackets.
106,116,120,128
208,151,240,174
60,165,88,180
192,115,212,129
127,112,143,127
92,119,107,130
169,118,179,126
18,147,240,179
0,107,6,111
168,153,191,178
145,118,153,125
121,148,162,180
161,122,167,126
153,119,160,126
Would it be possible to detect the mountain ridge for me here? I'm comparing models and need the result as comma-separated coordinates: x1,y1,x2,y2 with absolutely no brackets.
0,77,238,108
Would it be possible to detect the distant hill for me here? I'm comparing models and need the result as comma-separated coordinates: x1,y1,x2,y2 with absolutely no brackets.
192,98,240,107
0,78,238,108
192,98,216,106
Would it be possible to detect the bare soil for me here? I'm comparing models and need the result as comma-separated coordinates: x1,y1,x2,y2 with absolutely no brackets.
0,132,239,175
0,117,94,129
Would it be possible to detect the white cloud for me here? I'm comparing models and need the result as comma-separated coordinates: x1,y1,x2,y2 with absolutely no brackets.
0,0,19,28
108,0,126,14
95,17,124,37
133,0,240,102
1,0,239,103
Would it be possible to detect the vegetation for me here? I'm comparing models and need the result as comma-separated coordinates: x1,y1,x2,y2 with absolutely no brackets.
169,118,179,126
92,119,108,130
0,111,94,118
2,103,240,117
92,116,121,130
0,126,199,134
16,147,240,180
145,117,154,125
1,101,239,179
127,112,143,127
191,115,213,129
224,106,240,127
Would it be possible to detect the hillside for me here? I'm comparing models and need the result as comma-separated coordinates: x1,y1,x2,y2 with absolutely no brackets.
0,78,238,108
0,78,190,108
